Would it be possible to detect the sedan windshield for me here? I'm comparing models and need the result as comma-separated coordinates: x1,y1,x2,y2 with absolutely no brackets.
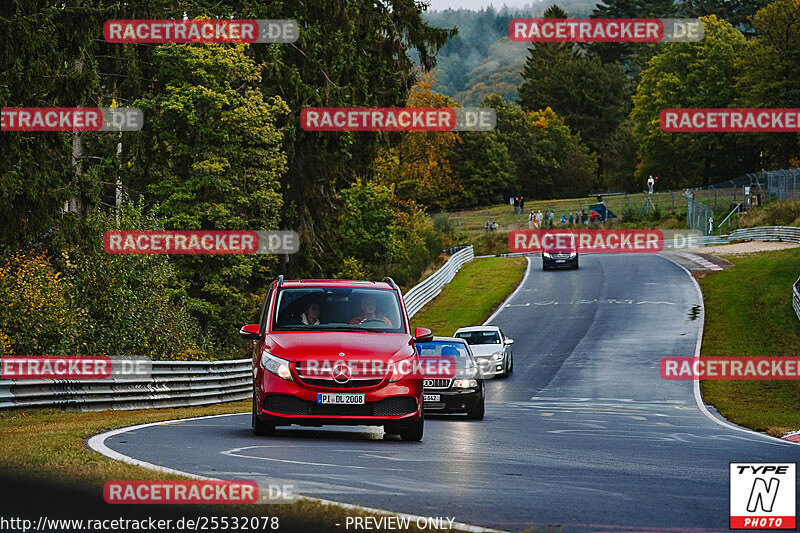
272,287,405,333
415,341,480,378
455,330,501,345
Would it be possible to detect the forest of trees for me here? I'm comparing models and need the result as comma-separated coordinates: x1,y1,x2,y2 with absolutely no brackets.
1,0,798,358
423,0,799,194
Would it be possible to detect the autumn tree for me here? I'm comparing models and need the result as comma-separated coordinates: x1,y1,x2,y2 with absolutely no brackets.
487,94,597,199
375,74,463,211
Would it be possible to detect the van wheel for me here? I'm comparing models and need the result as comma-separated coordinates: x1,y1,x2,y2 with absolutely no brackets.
252,395,275,436
400,414,424,441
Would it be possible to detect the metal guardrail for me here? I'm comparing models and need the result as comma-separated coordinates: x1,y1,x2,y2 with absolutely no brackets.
403,245,474,318
0,359,251,412
1,247,475,411
794,277,800,323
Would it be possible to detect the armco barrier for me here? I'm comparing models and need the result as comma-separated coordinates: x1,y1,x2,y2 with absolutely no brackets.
403,245,474,318
0,359,251,412
794,276,800,323
0,246,474,411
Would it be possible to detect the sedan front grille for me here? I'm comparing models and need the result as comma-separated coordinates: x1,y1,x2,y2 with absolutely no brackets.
423,378,451,389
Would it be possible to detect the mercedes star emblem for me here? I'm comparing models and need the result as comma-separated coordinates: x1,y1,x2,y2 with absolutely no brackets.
332,361,351,384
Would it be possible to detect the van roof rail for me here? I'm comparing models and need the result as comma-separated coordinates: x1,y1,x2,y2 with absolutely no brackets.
382,277,398,291
277,274,284,288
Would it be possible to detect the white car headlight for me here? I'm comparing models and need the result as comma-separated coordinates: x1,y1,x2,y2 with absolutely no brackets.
261,351,293,381
452,379,478,388
491,351,504,360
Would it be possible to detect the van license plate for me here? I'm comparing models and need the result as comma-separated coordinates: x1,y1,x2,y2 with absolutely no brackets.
317,393,365,404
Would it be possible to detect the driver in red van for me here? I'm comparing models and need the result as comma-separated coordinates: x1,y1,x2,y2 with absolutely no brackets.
349,294,392,326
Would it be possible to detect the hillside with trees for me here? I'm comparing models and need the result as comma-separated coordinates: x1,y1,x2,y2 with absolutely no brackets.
1,0,798,359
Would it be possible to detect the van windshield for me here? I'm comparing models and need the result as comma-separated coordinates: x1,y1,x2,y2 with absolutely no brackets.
272,287,405,333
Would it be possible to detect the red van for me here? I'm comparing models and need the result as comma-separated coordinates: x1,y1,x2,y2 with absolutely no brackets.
240,277,431,441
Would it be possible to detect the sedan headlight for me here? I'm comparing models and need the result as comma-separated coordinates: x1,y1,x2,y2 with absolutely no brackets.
261,351,293,381
491,351,504,360
452,379,478,388
542,252,552,258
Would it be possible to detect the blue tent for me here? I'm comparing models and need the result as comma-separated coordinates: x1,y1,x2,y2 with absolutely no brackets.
589,203,617,220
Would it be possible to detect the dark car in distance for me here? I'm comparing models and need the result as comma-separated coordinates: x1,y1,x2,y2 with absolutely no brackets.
543,232,579,270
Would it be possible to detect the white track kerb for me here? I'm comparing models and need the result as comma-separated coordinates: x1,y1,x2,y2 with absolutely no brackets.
88,419,506,533
660,255,799,447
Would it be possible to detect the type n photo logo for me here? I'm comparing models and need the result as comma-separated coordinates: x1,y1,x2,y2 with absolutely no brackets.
730,463,796,529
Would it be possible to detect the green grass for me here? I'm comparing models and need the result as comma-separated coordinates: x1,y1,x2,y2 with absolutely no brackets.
0,402,489,532
698,247,800,436
733,199,800,229
411,257,527,336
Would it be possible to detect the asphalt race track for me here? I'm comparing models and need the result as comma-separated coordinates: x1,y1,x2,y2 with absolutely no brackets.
100,254,799,532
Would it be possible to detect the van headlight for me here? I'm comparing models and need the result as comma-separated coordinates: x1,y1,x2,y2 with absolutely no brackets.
452,379,478,388
261,351,293,381
390,356,416,382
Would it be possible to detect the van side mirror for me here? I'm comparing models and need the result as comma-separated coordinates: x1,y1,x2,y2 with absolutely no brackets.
414,327,433,343
239,324,262,340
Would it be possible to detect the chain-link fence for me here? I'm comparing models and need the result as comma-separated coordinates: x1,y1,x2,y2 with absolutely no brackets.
686,194,714,235
767,169,800,201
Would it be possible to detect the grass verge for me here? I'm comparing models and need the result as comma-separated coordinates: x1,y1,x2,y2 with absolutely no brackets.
698,247,800,436
411,256,527,335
